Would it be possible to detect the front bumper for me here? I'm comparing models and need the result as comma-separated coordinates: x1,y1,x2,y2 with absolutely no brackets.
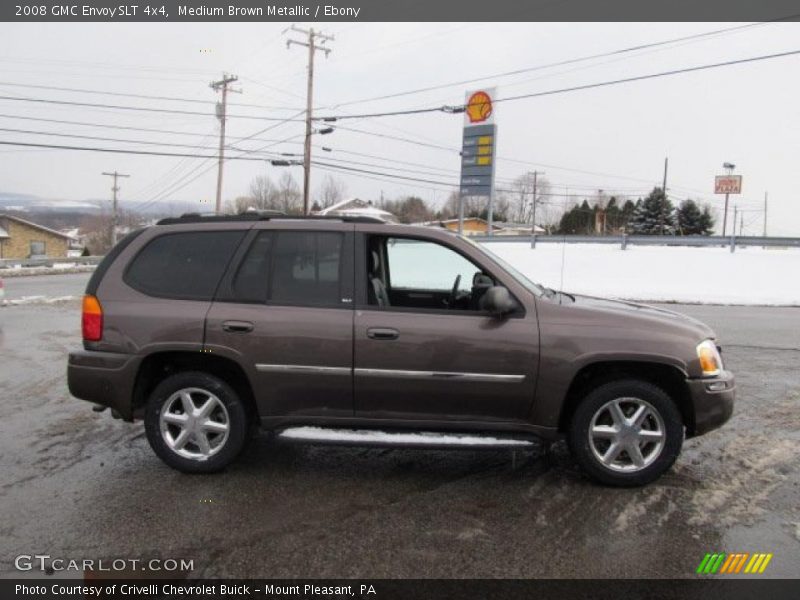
686,369,735,437
68,350,140,421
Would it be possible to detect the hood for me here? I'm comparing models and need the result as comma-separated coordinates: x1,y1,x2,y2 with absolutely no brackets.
561,293,716,340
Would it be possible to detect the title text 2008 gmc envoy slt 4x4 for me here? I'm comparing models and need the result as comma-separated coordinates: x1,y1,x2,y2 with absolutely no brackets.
68,214,734,486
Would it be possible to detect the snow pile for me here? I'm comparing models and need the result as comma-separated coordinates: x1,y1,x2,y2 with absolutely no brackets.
0,265,96,277
5,295,78,306
486,243,800,306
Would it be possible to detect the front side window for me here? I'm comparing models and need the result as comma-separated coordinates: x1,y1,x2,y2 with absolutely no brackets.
368,236,494,312
387,238,477,292
232,231,344,306
125,231,245,300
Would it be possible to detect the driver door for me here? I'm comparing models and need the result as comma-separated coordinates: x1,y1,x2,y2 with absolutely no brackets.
353,232,539,423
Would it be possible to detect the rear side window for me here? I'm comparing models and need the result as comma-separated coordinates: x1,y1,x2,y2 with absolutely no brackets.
231,231,343,306
125,231,245,300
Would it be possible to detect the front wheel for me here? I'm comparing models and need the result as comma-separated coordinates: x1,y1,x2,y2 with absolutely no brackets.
567,379,684,486
144,371,250,473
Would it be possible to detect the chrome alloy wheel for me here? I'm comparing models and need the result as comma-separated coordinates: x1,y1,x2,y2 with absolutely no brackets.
159,388,230,461
588,397,666,472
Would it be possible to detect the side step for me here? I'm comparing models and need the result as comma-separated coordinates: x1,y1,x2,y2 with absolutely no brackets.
276,426,536,449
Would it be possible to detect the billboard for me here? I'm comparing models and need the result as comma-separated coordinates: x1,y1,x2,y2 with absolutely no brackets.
460,88,497,198
715,175,742,194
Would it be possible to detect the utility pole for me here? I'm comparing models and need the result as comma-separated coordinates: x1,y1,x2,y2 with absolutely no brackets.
102,171,129,246
287,26,334,215
660,156,668,235
527,171,543,233
210,73,239,215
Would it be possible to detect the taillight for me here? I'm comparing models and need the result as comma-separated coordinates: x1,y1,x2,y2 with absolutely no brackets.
82,295,103,341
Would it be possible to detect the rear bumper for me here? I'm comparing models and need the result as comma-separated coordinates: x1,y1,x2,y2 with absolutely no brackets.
67,349,140,421
686,370,735,437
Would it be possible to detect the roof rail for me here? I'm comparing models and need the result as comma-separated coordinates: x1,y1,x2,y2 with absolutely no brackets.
156,213,387,226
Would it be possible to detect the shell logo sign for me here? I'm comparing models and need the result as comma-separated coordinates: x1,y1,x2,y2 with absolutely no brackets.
464,88,495,126
466,91,493,123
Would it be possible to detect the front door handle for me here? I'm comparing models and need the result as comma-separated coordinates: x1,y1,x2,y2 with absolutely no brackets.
367,327,399,341
222,320,254,333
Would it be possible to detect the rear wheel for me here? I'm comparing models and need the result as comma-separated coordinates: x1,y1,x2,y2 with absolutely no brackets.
567,379,683,486
144,371,250,473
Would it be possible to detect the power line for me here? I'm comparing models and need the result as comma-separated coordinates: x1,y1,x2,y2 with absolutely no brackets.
0,113,306,145
0,81,301,111
0,95,305,121
321,20,791,109
0,140,269,161
0,126,235,151
315,48,800,121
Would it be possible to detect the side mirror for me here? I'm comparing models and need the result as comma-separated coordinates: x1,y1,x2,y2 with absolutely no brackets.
481,286,517,317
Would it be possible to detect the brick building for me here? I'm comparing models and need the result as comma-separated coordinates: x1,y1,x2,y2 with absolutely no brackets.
0,214,73,259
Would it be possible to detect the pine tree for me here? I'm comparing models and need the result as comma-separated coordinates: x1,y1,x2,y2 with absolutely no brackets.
620,199,636,232
629,187,676,235
698,205,715,235
677,199,704,235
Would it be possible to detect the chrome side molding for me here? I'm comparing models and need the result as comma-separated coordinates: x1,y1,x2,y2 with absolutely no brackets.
354,368,524,383
255,364,350,375
255,364,525,383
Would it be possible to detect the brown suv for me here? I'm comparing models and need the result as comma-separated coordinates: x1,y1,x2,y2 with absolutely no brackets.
68,214,734,486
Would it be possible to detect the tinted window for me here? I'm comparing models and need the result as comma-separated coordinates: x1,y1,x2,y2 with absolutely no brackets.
125,231,244,300
231,231,343,306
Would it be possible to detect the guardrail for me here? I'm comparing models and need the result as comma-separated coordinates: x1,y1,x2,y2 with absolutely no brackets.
472,234,800,252
0,255,103,269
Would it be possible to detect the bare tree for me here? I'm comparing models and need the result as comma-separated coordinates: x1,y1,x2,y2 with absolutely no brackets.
249,175,275,209
275,172,303,214
316,175,347,209
226,196,256,214
510,173,534,223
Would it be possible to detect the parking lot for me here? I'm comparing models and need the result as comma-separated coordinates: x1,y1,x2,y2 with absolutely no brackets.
0,279,798,578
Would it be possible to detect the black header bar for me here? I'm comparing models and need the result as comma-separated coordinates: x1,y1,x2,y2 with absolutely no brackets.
3,0,800,22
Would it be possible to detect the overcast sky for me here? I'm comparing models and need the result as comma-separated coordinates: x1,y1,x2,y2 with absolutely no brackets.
0,21,798,234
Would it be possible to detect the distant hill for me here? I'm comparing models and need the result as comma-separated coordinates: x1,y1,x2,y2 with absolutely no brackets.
0,191,193,217
0,191,102,214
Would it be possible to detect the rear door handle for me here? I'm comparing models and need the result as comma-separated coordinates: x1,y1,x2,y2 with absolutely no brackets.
222,320,254,333
367,327,399,341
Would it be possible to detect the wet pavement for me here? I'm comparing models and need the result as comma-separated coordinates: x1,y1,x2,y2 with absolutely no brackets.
0,300,798,578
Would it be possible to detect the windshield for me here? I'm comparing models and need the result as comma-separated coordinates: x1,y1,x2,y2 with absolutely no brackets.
459,235,545,296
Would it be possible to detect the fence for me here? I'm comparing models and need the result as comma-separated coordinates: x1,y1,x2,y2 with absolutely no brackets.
472,234,800,252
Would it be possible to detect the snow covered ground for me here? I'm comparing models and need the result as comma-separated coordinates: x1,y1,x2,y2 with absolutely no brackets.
485,242,800,306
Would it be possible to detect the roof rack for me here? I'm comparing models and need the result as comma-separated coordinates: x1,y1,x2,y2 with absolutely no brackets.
156,212,387,226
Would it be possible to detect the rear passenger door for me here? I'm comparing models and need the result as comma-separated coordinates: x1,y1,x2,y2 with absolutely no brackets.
205,223,355,420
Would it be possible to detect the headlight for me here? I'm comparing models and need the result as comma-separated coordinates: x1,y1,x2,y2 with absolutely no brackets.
696,339,723,377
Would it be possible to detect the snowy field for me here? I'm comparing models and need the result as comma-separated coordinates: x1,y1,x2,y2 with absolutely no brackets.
486,242,800,306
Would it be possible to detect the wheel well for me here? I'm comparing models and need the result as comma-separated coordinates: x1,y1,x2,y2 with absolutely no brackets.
557,361,694,434
132,351,257,422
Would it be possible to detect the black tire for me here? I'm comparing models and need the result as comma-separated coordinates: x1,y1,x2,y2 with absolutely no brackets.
144,371,250,474
567,378,684,487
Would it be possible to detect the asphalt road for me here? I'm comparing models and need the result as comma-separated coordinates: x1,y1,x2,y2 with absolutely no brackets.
1,272,89,301
0,297,798,579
